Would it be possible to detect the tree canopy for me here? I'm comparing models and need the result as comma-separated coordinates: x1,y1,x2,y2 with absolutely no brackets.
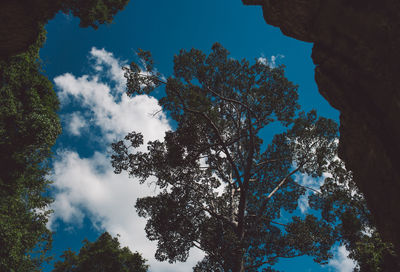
52,232,149,272
57,0,130,29
0,27,61,271
31,0,130,29
112,43,343,271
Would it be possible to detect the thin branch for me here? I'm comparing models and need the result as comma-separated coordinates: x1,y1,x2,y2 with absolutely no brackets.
267,165,303,199
271,221,288,227
255,157,292,167
183,106,242,187
139,74,167,85
153,76,167,85
244,253,304,270
292,181,322,194
192,133,247,160
201,206,238,230
149,109,163,117
167,88,243,187
253,164,305,221
204,85,257,118
192,240,205,252
246,215,288,227
213,163,239,190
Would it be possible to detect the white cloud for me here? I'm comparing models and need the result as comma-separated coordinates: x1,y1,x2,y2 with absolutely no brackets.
270,54,284,68
295,172,326,214
50,47,204,271
257,54,285,68
89,47,127,91
54,70,169,143
49,150,203,272
326,245,357,272
65,112,86,136
257,57,268,65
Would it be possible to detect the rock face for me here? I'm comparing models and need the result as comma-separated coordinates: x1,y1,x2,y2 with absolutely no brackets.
0,1,41,58
0,0,59,58
243,0,400,255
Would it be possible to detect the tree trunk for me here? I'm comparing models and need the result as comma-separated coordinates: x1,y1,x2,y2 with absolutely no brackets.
231,250,245,272
232,189,246,272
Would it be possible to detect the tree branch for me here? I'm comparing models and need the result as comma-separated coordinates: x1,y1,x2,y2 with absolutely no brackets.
255,156,292,167
201,206,238,230
292,181,322,194
204,85,257,118
244,253,303,270
267,165,303,199
183,106,242,187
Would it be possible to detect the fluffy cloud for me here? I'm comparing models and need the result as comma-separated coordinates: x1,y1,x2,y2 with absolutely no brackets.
327,246,357,272
257,54,285,68
50,47,203,271
54,70,168,143
65,112,86,136
89,47,127,91
49,150,203,272
295,172,326,214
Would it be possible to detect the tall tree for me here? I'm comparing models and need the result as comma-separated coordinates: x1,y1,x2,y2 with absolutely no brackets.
53,232,149,272
0,27,61,271
112,43,340,271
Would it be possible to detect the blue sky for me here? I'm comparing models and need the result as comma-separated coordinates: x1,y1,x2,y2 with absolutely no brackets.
39,1,354,271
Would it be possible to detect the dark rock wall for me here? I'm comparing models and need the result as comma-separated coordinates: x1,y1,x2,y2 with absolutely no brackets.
243,0,400,255
0,0,59,58
0,1,41,58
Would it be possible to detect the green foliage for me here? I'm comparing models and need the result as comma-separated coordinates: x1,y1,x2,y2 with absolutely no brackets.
309,160,400,271
32,0,130,29
351,232,398,272
112,43,341,271
53,232,149,272
59,0,130,29
0,26,61,271
0,0,129,268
